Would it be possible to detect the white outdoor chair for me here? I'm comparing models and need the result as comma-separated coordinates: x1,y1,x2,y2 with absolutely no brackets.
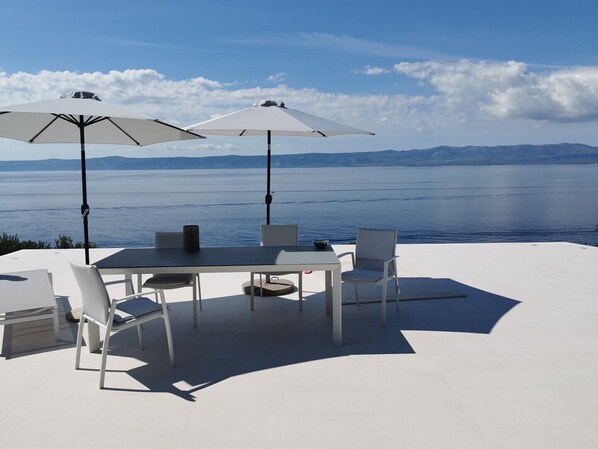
70,260,175,389
141,232,202,327
338,228,400,326
250,224,303,311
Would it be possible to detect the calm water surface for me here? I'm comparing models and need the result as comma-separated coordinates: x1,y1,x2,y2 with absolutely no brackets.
1,165,597,247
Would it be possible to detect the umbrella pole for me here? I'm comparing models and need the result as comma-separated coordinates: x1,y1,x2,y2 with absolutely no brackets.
79,118,90,265
265,130,272,225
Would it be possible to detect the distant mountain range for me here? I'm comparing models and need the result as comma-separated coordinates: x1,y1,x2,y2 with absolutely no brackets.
1,143,598,171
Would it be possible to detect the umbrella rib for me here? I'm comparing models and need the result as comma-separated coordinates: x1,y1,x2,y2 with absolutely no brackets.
85,116,108,126
153,119,205,138
106,118,141,145
58,114,108,127
56,114,80,126
29,116,61,142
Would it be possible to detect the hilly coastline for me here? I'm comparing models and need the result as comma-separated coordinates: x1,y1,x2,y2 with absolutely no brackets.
1,143,598,171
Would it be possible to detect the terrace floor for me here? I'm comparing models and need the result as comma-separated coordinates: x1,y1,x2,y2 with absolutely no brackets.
1,242,598,449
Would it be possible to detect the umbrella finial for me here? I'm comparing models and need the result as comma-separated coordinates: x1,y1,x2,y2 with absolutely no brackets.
256,99,282,108
60,91,101,101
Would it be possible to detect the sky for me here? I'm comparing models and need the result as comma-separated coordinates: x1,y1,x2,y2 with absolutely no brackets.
1,0,598,160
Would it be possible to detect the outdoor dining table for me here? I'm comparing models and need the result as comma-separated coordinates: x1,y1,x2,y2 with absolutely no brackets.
93,245,343,347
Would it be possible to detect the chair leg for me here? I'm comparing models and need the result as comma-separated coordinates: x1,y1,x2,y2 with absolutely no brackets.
381,281,388,326
192,277,198,328
298,272,303,311
52,307,60,341
99,331,111,389
75,317,85,369
394,277,400,311
161,304,175,367
137,324,144,349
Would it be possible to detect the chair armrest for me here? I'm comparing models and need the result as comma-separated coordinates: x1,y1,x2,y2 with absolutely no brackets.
104,279,127,286
382,255,400,277
104,278,135,294
112,288,164,304
337,251,356,267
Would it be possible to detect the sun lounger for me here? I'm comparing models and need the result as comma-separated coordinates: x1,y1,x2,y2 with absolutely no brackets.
0,269,59,340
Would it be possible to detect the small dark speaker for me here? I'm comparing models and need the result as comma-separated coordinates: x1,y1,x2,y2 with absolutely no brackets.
183,225,199,252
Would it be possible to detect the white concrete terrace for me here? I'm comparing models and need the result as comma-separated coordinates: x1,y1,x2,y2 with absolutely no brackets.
1,242,597,448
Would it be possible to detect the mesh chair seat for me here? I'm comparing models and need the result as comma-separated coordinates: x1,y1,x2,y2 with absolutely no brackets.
113,296,164,324
341,268,385,283
143,273,194,289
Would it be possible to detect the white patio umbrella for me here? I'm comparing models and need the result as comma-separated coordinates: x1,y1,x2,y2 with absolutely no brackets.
186,100,373,224
0,91,204,264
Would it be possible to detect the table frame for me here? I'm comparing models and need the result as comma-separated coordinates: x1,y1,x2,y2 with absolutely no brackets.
94,246,342,348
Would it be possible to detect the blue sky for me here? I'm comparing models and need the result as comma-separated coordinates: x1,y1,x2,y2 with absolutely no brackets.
1,0,598,159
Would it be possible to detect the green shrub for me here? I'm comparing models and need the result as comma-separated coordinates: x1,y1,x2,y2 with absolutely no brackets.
54,234,75,249
0,233,22,255
0,233,97,256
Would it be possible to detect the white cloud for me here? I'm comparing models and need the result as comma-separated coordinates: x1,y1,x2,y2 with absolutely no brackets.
267,72,287,83
0,68,395,158
394,59,598,123
0,68,224,125
2,63,598,160
195,141,238,152
356,65,390,76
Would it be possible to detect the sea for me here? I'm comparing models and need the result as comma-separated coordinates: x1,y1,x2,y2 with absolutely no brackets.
1,165,598,248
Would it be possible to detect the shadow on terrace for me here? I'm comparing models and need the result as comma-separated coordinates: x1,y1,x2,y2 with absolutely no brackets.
2,277,520,401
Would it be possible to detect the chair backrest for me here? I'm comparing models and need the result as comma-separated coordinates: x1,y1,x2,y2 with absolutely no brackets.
261,224,298,246
69,260,111,325
355,228,398,272
155,231,184,248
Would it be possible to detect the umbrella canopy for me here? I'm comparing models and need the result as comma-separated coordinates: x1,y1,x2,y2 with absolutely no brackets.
186,100,373,223
0,91,204,264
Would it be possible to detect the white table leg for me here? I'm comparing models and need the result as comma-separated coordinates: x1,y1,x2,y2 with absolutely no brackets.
192,278,198,328
125,274,134,295
87,322,100,352
332,266,342,346
250,273,255,311
52,306,60,340
49,272,60,340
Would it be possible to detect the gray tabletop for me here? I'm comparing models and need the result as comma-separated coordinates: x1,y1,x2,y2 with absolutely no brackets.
95,245,340,271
